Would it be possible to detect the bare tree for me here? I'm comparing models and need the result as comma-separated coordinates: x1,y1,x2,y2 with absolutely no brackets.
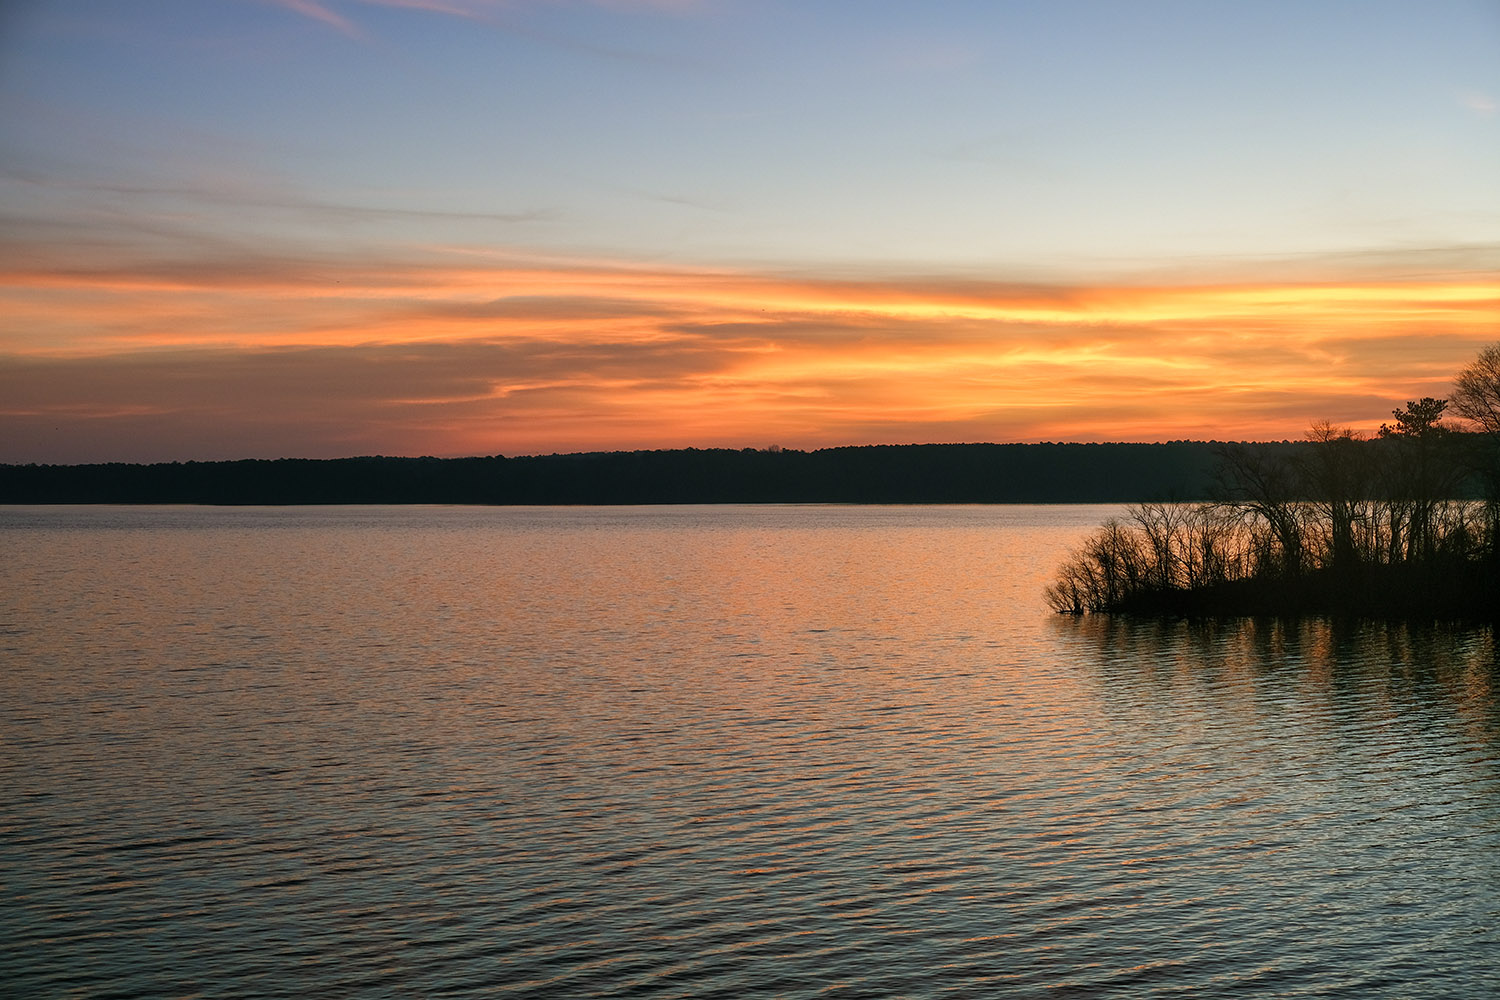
1452,343,1500,434
1299,421,1372,569
1213,442,1306,577
1451,343,1500,558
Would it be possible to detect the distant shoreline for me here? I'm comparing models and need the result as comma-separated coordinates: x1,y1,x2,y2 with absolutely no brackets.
0,441,1247,505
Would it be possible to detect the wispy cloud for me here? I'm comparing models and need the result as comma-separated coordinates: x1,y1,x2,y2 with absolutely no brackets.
22,173,555,227
264,0,707,67
269,0,366,39
1461,90,1496,116
0,168,557,267
359,0,492,18
267,0,704,36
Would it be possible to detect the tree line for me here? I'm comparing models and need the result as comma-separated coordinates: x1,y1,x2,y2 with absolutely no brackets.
1,441,1231,505
1046,345,1500,620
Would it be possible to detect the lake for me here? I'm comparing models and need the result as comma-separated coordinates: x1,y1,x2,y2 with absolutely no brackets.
3,504,1498,998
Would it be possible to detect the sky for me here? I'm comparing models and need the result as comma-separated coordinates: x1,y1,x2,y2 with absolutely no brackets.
1,0,1497,462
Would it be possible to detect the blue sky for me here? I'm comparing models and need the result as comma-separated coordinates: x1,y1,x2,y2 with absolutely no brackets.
6,0,1496,273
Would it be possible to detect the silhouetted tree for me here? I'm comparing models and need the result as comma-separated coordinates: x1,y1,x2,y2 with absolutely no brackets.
1377,398,1463,563
1044,502,1253,614
1299,421,1374,570
1213,442,1306,577
1452,343,1500,558
1452,344,1500,434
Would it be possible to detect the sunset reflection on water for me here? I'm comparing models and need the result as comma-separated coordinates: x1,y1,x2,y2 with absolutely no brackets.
3,505,1497,997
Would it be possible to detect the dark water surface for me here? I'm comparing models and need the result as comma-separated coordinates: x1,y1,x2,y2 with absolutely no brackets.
3,505,1498,998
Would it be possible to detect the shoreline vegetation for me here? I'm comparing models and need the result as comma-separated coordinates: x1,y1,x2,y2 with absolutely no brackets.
1047,345,1500,621
1044,497,1500,621
0,441,1233,505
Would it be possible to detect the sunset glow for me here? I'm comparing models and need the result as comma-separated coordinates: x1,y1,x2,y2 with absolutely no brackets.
5,251,1495,461
2,2,1497,462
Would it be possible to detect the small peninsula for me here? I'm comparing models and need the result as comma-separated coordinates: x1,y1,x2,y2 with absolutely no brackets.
1047,345,1500,621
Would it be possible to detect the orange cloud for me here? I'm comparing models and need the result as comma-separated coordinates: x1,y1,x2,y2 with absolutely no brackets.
1,246,1497,462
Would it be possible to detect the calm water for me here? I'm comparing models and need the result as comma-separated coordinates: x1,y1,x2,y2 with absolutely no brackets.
2,504,1498,998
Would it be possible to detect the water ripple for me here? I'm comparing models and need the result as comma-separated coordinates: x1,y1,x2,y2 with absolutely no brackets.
3,505,1499,997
